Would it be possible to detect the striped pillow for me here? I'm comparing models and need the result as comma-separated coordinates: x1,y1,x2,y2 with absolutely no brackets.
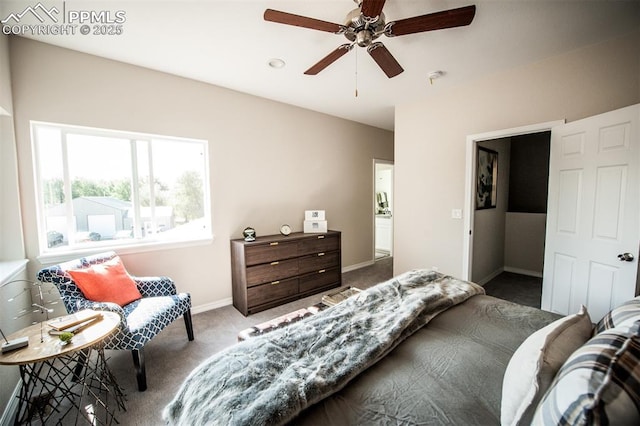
532,322,640,425
595,297,640,334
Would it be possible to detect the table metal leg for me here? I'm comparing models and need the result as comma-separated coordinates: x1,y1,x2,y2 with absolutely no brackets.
76,345,127,425
12,345,126,425
15,358,83,425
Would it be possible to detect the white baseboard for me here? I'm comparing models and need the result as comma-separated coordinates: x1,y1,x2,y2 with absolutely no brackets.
476,267,504,286
1,381,21,426
475,266,543,286
192,297,233,315
503,266,543,278
342,260,374,273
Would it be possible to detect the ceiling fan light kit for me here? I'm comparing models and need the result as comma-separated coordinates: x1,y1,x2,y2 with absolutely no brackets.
264,0,476,78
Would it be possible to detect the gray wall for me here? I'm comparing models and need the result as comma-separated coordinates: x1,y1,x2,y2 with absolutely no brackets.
395,29,640,278
9,37,394,309
472,138,510,283
0,32,27,421
508,132,550,213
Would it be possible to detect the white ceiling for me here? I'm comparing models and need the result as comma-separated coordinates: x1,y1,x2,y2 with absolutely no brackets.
4,0,640,130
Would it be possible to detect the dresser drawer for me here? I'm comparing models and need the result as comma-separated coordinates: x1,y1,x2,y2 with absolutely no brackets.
299,268,341,294
246,258,298,286
298,251,340,275
247,277,298,307
245,241,298,266
298,234,339,256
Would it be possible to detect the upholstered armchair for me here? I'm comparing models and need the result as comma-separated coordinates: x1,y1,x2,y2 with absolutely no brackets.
37,251,194,391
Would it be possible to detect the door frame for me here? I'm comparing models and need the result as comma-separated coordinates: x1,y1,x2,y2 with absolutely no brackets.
373,159,394,261
462,120,564,281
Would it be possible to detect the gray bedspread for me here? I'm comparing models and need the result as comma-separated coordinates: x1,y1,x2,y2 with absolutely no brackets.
293,294,561,425
163,270,484,425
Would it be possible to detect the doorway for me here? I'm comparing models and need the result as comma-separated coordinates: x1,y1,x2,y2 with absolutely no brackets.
374,160,393,260
462,121,564,281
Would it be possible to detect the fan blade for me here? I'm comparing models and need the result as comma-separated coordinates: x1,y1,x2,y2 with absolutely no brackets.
264,9,343,33
367,43,403,78
305,44,354,75
361,0,386,20
387,5,476,36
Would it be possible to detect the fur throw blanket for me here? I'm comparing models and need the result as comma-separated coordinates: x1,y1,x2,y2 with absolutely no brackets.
163,270,484,425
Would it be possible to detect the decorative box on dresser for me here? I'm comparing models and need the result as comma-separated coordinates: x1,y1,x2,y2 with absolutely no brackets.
231,230,342,316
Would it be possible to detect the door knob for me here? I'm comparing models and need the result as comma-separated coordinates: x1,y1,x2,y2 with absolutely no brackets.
618,253,635,262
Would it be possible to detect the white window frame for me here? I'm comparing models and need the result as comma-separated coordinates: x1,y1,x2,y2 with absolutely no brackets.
31,121,213,262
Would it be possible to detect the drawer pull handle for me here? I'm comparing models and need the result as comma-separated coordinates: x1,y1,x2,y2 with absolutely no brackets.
318,269,326,274
317,235,325,239
270,261,279,266
271,281,280,285
270,242,279,246
318,252,325,256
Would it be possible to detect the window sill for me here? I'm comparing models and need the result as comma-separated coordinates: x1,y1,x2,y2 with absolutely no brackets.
37,235,214,266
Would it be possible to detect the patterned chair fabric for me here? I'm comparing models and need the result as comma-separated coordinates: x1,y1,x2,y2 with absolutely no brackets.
37,251,194,391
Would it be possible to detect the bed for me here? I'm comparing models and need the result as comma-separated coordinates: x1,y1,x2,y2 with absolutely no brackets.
163,270,640,425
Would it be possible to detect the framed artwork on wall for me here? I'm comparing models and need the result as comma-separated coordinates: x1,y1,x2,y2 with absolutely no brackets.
476,147,498,209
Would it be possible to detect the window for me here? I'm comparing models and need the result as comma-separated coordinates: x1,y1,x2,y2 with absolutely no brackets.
31,122,211,254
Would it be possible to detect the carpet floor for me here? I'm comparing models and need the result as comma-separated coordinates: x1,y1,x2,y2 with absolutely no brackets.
483,271,542,308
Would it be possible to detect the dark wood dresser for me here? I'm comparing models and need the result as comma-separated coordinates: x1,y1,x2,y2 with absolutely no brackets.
231,230,342,315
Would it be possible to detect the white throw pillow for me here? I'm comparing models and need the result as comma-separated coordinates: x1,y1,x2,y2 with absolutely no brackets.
500,305,592,426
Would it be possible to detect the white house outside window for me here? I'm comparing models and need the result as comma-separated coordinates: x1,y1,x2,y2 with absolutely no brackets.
31,121,211,254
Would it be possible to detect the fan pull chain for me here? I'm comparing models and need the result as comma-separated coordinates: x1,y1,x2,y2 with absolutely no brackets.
355,48,358,97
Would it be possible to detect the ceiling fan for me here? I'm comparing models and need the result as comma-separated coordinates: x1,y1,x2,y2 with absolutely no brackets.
264,0,476,78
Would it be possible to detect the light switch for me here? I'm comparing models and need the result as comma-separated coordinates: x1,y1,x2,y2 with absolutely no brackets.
451,209,462,219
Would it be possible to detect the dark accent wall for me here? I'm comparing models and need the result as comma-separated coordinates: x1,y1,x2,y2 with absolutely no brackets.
508,132,551,213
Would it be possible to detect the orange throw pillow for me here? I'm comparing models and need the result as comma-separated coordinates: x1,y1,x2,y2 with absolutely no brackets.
68,256,142,307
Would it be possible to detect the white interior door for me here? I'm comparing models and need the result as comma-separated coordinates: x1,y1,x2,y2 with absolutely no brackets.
542,104,640,321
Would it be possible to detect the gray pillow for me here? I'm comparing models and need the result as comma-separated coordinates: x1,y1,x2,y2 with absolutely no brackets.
501,305,592,426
